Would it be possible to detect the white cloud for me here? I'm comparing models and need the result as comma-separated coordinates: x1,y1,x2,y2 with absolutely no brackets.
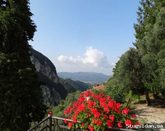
82,47,104,66
57,55,80,64
57,47,112,68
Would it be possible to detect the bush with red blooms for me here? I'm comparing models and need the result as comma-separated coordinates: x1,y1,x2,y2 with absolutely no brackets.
64,90,140,131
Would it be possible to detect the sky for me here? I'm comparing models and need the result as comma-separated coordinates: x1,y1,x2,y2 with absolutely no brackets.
29,0,140,75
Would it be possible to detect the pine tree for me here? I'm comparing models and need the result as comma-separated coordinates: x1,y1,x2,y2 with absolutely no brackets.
134,0,165,101
0,0,46,130
154,0,165,98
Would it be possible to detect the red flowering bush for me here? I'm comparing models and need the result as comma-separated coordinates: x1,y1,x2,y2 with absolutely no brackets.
64,90,140,131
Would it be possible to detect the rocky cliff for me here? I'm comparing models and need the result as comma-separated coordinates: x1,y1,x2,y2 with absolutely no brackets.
30,49,67,106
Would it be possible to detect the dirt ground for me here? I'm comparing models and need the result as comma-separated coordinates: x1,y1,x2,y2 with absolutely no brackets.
135,103,165,124
134,103,165,131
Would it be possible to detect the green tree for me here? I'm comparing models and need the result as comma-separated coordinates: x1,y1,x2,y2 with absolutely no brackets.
135,0,165,100
132,0,165,103
0,0,46,130
105,48,143,102
106,0,165,105
154,0,165,98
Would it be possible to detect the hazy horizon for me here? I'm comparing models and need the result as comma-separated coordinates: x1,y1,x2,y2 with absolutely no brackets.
57,71,111,76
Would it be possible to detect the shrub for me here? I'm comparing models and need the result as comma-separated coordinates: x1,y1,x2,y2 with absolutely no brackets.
64,90,140,131
53,91,81,117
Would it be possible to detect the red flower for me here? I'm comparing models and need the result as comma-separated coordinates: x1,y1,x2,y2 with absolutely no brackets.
131,114,137,118
64,106,72,115
104,115,108,119
117,121,123,128
64,90,139,130
96,120,102,126
68,122,73,128
108,100,114,109
125,119,132,127
91,108,100,118
78,104,85,112
94,111,101,118
84,90,92,97
72,115,77,123
81,123,85,128
116,103,121,109
87,100,96,108
107,120,113,127
103,105,110,113
78,97,85,103
99,97,106,106
64,118,67,124
48,111,53,117
93,119,102,126
133,122,141,128
115,103,121,113
107,96,111,101
134,121,141,126
88,125,94,131
122,108,129,115
109,115,115,122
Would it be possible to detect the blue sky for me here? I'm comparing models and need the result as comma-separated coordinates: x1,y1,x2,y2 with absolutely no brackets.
29,0,140,75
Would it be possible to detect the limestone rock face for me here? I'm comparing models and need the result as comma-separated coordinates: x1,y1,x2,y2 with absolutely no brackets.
40,85,61,106
30,49,67,106
31,49,59,83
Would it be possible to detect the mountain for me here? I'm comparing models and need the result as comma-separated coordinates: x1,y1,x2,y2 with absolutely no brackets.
30,49,89,106
31,49,67,106
59,78,91,92
58,72,110,84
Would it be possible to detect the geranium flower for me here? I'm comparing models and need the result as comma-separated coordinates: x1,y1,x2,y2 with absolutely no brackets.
131,114,137,118
88,125,94,131
64,90,139,131
109,115,115,122
81,123,85,128
103,105,110,113
78,104,85,112
107,120,113,127
117,121,123,128
125,119,132,127
68,122,73,129
108,100,115,109
122,108,129,115
64,118,67,124
94,111,101,118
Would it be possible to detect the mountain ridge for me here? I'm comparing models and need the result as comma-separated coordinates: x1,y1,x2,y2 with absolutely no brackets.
58,72,110,84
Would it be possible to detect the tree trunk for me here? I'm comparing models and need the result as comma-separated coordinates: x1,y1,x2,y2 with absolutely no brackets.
153,92,161,99
145,91,151,106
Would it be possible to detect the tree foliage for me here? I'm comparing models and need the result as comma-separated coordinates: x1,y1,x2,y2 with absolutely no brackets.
106,48,143,102
0,0,46,130
106,0,165,104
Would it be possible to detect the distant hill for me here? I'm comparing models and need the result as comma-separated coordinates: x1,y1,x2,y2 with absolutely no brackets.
58,72,110,84
59,78,91,92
